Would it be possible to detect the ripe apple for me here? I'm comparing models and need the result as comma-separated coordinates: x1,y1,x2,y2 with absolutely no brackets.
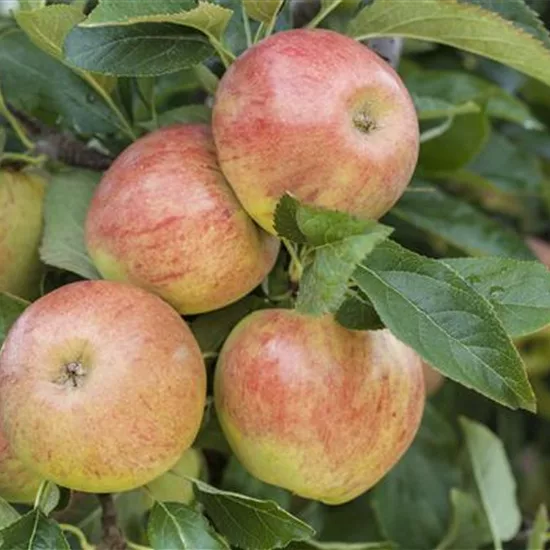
212,29,419,234
86,124,280,315
215,309,425,504
0,170,45,298
0,280,206,493
0,420,43,503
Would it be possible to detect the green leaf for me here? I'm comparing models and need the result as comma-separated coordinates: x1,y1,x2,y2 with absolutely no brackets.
460,417,522,545
372,406,461,550
0,127,5,155
243,0,284,24
0,29,120,134
353,240,535,411
527,504,549,550
139,104,211,131
33,481,60,516
221,457,292,510
190,296,269,355
275,195,393,315
83,0,233,43
0,510,70,550
40,169,101,280
444,257,550,337
335,290,384,331
391,180,535,259
191,478,315,550
405,67,541,129
147,501,228,550
64,23,214,77
436,489,492,550
0,498,20,530
15,4,85,61
288,542,394,550
0,293,28,347
419,111,490,172
347,0,550,87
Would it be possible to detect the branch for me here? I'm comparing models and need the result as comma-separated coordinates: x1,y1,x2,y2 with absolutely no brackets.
97,494,128,550
366,37,404,69
5,104,113,171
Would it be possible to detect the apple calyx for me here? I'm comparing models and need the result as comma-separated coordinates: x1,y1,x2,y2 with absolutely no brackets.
57,361,87,388
352,109,378,134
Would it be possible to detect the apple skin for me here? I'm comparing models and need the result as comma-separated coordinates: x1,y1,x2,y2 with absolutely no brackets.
0,422,44,503
85,124,280,315
212,29,419,234
422,362,445,396
0,170,45,298
214,309,425,505
0,280,207,493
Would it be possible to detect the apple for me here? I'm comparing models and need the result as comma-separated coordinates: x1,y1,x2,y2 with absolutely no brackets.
0,420,44,503
212,28,419,234
215,309,425,504
85,124,280,315
0,170,45,298
0,280,207,493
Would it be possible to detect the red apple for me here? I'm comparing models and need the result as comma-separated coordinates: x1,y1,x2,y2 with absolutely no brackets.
0,170,45,298
212,29,419,234
215,309,425,504
86,124,280,315
0,420,43,503
0,281,206,493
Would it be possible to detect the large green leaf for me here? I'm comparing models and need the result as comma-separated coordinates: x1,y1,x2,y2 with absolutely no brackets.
34,481,60,517
40,169,101,280
0,510,70,550
243,0,284,24
460,418,522,546
0,293,28,348
274,195,393,316
64,23,214,77
413,95,480,121
0,28,120,134
347,0,550,87
390,180,534,259
372,406,461,550
444,257,550,337
353,240,535,411
147,501,228,550
191,479,315,550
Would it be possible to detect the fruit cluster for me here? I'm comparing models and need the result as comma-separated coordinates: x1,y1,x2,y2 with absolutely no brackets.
0,29,423,506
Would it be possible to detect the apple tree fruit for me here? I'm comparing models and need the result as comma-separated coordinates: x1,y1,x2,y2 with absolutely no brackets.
1,0,550,549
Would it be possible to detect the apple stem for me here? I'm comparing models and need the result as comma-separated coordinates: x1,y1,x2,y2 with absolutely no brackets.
97,493,128,550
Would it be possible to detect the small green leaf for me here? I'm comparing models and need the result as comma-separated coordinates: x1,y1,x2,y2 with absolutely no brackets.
335,290,384,331
391,180,535,259
444,257,550,337
288,542,395,550
40,169,101,280
275,195,393,315
0,509,70,550
527,504,549,550
413,95,480,120
372,406,461,550
147,501,228,550
191,478,315,550
353,240,535,411
83,0,233,43
347,0,550,87
460,418,522,546
0,498,20,530
419,111,491,172
0,293,28,347
0,127,6,155
33,481,60,517
436,489,492,550
243,0,284,24
64,24,214,77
